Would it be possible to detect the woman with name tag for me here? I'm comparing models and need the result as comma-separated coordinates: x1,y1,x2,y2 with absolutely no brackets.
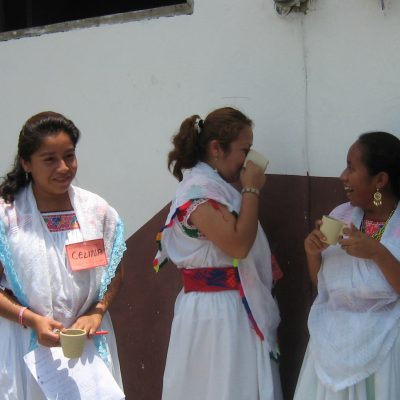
0,111,126,399
294,132,400,400
153,107,282,400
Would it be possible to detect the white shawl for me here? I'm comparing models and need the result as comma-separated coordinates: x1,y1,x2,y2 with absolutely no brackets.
0,184,126,354
155,162,280,352
308,202,400,391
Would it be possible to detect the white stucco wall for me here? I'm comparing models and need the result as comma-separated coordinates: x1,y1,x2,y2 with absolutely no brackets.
1,0,399,237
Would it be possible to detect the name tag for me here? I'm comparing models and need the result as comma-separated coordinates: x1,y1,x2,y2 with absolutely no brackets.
66,239,108,271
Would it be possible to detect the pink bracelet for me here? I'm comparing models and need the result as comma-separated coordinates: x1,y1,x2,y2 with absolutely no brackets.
18,306,28,328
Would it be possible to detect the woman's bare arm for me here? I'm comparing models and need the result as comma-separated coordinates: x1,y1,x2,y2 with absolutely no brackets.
0,262,63,346
190,195,259,259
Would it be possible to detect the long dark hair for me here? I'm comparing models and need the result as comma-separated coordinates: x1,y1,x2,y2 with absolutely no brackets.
0,111,80,203
168,107,253,181
358,131,400,199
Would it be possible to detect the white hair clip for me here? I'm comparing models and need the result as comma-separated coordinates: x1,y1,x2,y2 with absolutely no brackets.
194,118,204,134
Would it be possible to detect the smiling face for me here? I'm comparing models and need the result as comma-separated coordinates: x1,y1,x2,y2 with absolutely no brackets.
340,141,378,210
214,125,253,183
21,131,77,204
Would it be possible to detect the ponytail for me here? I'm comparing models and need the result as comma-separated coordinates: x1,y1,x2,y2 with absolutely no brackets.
168,115,205,181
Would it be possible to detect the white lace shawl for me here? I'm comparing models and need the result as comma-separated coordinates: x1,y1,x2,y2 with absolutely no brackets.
308,202,400,391
156,162,281,352
0,184,126,353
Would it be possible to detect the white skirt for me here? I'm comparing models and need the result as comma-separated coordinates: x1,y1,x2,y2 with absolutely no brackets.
293,330,400,400
0,312,123,400
162,289,282,400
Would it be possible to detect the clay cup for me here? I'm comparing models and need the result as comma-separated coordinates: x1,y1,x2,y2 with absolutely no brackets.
320,215,346,245
60,328,87,359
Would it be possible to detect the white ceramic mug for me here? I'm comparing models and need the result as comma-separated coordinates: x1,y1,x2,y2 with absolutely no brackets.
244,149,269,172
320,215,346,245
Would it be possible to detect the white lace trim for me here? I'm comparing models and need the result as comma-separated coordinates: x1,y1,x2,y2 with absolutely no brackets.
179,198,208,235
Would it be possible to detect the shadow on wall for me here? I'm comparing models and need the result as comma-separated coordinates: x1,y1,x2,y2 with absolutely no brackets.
110,174,347,400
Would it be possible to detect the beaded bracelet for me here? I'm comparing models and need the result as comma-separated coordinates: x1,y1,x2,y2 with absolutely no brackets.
241,187,260,196
18,306,28,328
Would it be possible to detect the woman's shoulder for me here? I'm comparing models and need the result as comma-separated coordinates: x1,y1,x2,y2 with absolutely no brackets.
73,186,108,205
177,164,237,207
72,186,111,207
72,186,120,218
0,198,14,229
176,172,212,201
0,197,7,210
329,202,354,222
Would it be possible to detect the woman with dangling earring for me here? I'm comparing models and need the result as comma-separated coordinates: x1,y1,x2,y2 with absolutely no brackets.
153,107,283,400
294,131,400,400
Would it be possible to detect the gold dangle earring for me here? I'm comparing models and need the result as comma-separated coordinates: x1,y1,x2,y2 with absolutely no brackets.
373,188,382,207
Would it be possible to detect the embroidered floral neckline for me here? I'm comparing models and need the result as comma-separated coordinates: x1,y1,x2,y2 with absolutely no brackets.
361,209,395,241
42,211,80,232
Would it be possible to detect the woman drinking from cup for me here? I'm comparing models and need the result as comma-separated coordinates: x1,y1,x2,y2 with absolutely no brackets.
154,107,282,400
0,111,126,399
295,131,400,399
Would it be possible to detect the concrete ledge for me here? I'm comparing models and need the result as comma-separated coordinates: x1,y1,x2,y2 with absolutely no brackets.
0,1,193,42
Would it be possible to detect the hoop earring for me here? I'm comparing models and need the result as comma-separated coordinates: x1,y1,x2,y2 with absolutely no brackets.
373,188,382,207
25,172,29,181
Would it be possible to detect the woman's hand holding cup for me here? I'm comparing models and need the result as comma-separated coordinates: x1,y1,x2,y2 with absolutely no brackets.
304,219,330,256
241,160,266,191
